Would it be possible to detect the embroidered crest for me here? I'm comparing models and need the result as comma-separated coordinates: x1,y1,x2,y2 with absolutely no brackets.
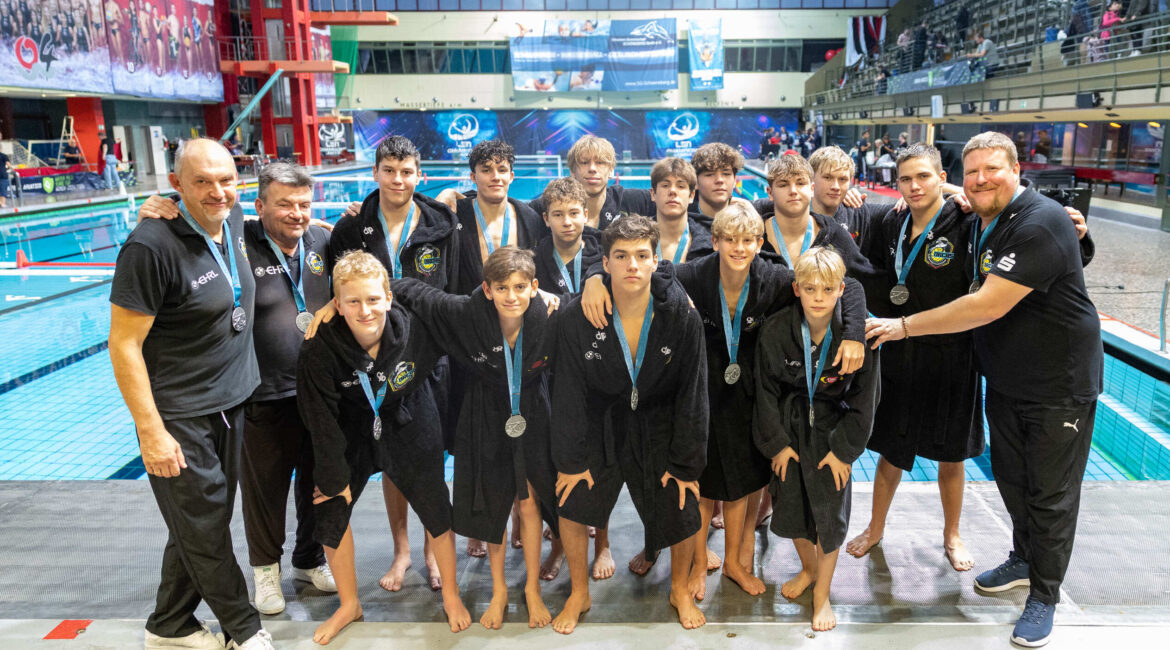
980,249,994,275
390,361,415,391
925,236,954,269
307,251,325,275
415,244,440,275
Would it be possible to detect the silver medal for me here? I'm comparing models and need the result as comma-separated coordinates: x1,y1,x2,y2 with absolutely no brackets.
372,416,382,440
724,363,741,385
505,414,527,438
630,388,639,411
968,279,981,295
231,306,247,332
296,311,313,333
889,284,910,305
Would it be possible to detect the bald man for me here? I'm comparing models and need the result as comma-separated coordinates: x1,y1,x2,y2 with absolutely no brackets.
109,138,275,650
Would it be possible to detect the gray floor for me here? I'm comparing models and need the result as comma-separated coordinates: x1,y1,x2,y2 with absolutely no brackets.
0,480,1167,647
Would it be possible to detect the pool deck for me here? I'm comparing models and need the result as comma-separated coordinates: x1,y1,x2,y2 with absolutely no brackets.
0,480,1166,648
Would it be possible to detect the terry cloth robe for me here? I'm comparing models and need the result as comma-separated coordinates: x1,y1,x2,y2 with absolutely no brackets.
753,303,879,553
327,188,461,450
657,214,716,262
391,279,560,545
751,198,893,251
859,199,984,471
759,210,874,276
676,254,870,501
529,183,656,231
452,196,545,295
534,228,603,298
551,266,709,556
296,302,450,549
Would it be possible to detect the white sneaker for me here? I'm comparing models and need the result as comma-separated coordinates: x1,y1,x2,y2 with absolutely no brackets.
292,564,338,592
229,629,275,650
145,624,226,649
1129,49,1141,57
252,564,285,615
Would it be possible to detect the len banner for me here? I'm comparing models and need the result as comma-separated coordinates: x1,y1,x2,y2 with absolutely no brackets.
510,19,677,93
688,18,723,91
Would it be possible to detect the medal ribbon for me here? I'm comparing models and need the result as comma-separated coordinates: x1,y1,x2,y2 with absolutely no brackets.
553,243,583,293
971,185,1024,280
613,298,654,394
656,220,690,265
473,199,512,256
770,216,814,267
502,328,524,417
379,201,416,279
894,203,945,288
718,273,751,366
263,231,307,313
356,370,388,420
801,319,833,423
180,204,240,308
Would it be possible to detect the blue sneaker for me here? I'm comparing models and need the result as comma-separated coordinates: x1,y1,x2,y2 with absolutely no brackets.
974,553,1030,592
1010,596,1054,647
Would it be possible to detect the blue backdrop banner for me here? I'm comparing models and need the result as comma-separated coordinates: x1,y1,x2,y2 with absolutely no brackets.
510,19,677,92
352,109,801,163
688,18,724,91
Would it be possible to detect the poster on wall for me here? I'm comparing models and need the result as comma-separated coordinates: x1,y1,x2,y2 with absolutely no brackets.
352,109,801,163
0,0,115,94
687,18,723,91
106,0,222,101
311,26,335,110
510,18,677,93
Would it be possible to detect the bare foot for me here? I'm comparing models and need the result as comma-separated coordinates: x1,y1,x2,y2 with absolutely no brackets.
511,528,523,549
845,526,882,558
626,549,654,576
540,537,564,581
755,504,772,529
378,553,411,592
525,586,552,628
944,537,975,571
723,563,767,596
425,553,442,591
552,592,592,634
480,592,507,630
543,526,554,541
688,563,708,601
706,549,722,571
811,592,836,632
781,570,816,599
592,546,616,580
443,591,471,633
312,601,363,645
711,502,724,530
466,538,487,558
588,526,597,538
669,586,707,629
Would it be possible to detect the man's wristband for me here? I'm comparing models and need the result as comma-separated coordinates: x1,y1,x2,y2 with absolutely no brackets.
901,315,911,338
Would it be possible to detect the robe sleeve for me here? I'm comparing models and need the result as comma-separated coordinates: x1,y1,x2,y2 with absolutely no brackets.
753,319,794,460
390,278,470,356
666,309,709,482
296,341,350,497
1078,230,1094,268
827,346,880,464
839,277,867,343
550,311,591,475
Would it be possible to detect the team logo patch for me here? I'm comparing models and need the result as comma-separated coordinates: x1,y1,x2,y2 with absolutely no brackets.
745,316,759,330
390,361,415,391
307,252,325,275
415,245,440,275
820,375,840,385
363,226,375,236
997,253,1017,272
925,237,954,269
661,346,672,356
254,266,265,277
979,250,994,275
585,350,601,360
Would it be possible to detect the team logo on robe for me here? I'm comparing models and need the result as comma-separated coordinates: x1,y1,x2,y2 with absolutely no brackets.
492,346,504,353
307,252,325,275
925,237,954,269
820,374,840,385
595,332,607,341
531,357,547,370
745,316,759,330
390,361,415,391
415,245,440,275
363,226,375,236
585,350,601,360
980,250,994,275
997,253,1017,272
661,346,671,356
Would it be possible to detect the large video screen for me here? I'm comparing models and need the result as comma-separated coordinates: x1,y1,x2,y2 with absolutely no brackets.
510,19,678,93
352,108,802,163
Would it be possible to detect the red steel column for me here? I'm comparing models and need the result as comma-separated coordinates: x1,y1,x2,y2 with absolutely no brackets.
66,97,106,170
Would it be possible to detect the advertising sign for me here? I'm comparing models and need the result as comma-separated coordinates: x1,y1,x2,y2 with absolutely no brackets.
0,0,114,93
510,19,677,92
688,18,723,91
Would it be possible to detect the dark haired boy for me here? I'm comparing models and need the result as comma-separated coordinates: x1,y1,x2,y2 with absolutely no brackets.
689,142,745,223
649,157,714,264
549,214,709,634
389,246,560,630
534,176,603,298
754,247,879,633
452,140,545,295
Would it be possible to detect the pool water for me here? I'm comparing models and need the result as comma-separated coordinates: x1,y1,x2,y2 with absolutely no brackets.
0,166,1159,482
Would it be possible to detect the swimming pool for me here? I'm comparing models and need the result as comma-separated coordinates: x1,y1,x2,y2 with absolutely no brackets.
0,164,1161,482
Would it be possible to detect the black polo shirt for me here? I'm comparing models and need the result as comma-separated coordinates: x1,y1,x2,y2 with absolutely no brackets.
973,185,1103,403
110,202,260,419
245,220,332,402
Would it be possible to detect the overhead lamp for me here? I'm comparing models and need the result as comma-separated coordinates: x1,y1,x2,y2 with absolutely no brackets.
1077,122,1088,128
1108,122,1122,128
1150,121,1161,128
